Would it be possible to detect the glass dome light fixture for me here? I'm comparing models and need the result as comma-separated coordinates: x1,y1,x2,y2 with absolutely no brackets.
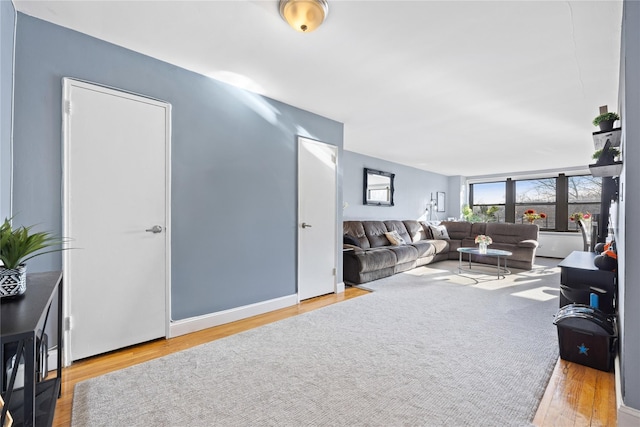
279,0,329,33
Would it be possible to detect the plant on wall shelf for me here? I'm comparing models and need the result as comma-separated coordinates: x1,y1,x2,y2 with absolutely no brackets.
592,112,620,131
592,147,620,161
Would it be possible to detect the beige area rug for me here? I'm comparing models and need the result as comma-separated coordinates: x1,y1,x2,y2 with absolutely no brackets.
72,258,561,426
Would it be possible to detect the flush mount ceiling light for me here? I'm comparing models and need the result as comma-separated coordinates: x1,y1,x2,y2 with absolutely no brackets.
279,0,328,33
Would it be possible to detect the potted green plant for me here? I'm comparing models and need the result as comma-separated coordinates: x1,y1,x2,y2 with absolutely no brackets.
0,218,64,298
592,112,620,131
592,147,621,161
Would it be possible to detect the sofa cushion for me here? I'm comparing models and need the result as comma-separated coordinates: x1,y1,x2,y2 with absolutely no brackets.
363,221,390,248
428,239,450,254
486,222,539,245
343,221,371,249
403,220,429,242
409,240,436,257
440,221,472,240
343,233,361,247
385,230,406,245
386,244,419,264
470,222,487,237
344,247,398,277
430,224,450,240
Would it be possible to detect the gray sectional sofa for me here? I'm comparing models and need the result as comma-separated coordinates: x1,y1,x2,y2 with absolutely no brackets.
343,220,539,285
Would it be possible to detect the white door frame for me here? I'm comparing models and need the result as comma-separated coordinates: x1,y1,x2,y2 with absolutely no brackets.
61,78,172,366
297,136,340,301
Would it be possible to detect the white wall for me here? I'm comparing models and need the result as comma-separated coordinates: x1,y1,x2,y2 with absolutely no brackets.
618,0,640,412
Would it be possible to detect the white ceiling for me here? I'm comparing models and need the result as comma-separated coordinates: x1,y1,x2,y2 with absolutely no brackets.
14,0,623,177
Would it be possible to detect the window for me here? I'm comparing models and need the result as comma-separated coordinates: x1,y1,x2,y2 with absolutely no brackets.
568,175,602,231
470,174,601,232
515,178,555,229
470,182,505,222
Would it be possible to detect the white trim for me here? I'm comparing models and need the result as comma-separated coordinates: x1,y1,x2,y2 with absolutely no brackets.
335,281,345,294
169,294,298,338
61,79,72,366
466,166,591,184
164,103,173,338
5,4,17,219
47,348,58,371
615,356,640,426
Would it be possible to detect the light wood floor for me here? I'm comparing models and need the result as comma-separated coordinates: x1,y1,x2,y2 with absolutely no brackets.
51,287,616,427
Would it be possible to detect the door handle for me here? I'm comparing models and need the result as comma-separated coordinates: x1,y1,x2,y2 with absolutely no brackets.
145,225,163,233
301,222,312,229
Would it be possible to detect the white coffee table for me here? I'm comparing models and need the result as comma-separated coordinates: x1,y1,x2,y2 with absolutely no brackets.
457,247,513,279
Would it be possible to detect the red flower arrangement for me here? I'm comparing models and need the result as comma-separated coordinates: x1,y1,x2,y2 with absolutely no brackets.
523,209,547,224
569,212,591,222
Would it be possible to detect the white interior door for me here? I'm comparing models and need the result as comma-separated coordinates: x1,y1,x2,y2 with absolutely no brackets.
298,137,337,300
62,79,171,363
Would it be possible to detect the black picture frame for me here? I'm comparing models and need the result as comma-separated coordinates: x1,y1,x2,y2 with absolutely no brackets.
437,192,446,212
363,168,395,206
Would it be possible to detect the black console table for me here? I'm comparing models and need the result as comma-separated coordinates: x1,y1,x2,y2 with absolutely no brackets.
558,251,617,314
1,271,63,427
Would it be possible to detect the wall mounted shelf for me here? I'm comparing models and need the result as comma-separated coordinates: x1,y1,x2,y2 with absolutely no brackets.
589,161,623,177
592,128,621,150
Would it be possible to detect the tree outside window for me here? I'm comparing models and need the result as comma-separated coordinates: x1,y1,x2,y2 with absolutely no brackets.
469,175,601,231
516,178,555,229
470,182,504,222
568,176,602,230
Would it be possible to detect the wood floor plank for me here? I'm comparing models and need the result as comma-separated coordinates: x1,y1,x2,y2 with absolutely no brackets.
592,368,618,426
532,358,563,426
533,358,616,427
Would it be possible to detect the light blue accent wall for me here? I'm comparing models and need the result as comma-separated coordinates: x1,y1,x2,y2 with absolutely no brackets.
447,175,466,219
619,0,640,411
0,0,15,220
342,150,449,221
12,14,343,320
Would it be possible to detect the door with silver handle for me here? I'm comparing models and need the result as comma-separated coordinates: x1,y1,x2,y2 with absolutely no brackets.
145,225,163,233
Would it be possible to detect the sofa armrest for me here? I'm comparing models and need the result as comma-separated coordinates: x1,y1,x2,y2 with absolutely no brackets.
343,244,365,254
518,239,539,249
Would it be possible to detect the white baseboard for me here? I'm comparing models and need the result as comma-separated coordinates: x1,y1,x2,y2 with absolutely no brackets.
169,294,298,338
615,356,640,426
49,348,58,370
336,281,345,294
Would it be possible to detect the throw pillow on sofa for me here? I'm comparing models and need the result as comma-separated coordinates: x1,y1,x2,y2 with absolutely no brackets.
429,225,450,240
343,234,361,247
385,230,407,245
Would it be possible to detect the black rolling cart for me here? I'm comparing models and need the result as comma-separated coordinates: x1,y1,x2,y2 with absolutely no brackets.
1,272,63,427
558,251,617,314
